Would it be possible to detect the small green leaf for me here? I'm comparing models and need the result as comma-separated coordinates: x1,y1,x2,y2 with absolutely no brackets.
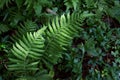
34,2,42,17
15,0,24,8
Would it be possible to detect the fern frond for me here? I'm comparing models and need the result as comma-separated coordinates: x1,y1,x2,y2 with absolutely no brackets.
11,20,38,42
43,12,94,67
8,11,93,76
8,27,46,72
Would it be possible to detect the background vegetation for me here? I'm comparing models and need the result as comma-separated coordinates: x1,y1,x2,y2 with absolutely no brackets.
0,0,120,80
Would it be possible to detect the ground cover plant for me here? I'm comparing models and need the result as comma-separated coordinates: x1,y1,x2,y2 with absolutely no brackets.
0,0,120,80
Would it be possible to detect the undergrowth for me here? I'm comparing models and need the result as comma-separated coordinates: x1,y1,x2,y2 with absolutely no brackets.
0,0,120,80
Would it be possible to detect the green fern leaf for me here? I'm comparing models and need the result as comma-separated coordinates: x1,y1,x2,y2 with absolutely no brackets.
8,27,46,72
43,12,94,68
8,11,93,76
11,20,38,42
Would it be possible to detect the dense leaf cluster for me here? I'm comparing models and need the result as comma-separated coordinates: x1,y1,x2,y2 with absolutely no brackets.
0,0,120,80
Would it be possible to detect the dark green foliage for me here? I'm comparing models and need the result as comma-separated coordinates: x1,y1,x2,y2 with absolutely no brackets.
108,6,120,23
0,24,10,35
0,0,120,80
11,20,39,42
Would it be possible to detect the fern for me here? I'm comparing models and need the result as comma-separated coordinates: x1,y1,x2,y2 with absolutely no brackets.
8,12,93,78
42,11,94,69
11,20,39,42
8,27,46,73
